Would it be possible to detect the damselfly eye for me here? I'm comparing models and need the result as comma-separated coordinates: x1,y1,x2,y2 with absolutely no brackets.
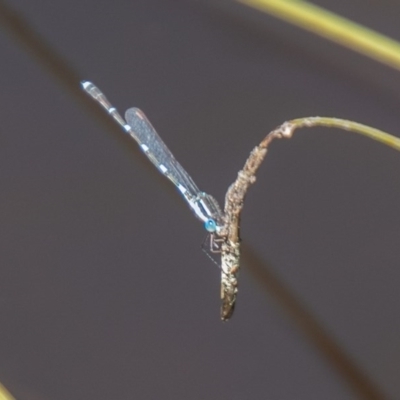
205,219,217,233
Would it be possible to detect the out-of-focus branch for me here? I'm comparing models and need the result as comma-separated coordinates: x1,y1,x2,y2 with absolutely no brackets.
242,242,388,400
0,0,143,160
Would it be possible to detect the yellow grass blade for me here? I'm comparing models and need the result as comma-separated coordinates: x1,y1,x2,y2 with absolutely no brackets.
238,0,400,71
0,383,15,400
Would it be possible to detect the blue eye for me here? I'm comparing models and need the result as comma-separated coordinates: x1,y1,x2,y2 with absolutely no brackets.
204,219,217,233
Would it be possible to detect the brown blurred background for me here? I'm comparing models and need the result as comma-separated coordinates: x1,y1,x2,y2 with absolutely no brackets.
1,1,400,399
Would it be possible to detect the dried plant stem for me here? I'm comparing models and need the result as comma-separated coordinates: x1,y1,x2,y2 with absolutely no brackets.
220,116,400,320
220,145,268,320
284,117,400,150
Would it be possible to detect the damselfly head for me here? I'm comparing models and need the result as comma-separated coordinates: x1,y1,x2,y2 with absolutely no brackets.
204,218,217,232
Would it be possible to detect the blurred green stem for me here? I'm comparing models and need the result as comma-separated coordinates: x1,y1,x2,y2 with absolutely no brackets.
261,116,400,152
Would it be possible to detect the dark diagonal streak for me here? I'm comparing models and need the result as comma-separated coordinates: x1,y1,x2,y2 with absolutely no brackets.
242,242,388,400
0,0,171,194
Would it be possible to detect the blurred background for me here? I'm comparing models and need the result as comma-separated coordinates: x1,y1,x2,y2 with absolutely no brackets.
1,0,400,399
